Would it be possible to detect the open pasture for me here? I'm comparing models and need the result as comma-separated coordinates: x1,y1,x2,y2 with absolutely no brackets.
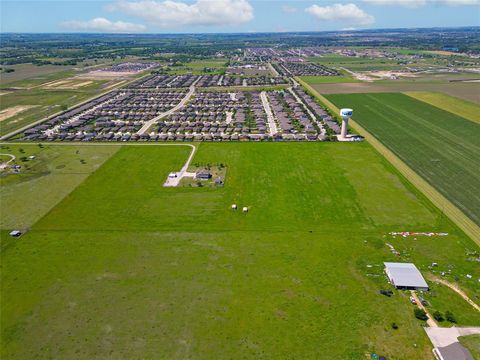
2,142,479,359
0,144,119,229
326,93,480,228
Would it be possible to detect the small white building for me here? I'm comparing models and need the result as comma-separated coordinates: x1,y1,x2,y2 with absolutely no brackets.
384,262,429,291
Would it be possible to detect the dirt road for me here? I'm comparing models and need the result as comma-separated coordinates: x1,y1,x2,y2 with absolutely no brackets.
429,275,480,312
411,291,438,327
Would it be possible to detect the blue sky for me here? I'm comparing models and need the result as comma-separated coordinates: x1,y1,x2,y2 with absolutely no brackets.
1,0,479,33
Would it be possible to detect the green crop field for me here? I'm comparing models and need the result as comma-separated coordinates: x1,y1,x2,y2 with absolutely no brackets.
404,92,480,124
326,93,480,227
312,82,480,104
2,142,479,359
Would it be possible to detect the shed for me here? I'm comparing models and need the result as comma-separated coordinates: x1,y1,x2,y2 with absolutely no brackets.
384,262,429,291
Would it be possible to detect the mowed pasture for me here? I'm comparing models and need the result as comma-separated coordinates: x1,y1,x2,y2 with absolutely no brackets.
0,144,120,229
326,93,480,227
2,143,479,359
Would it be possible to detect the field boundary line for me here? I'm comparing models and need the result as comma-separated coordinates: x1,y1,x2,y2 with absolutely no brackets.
403,91,480,124
296,77,480,245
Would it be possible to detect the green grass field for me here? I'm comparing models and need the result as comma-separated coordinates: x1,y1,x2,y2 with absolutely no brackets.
459,335,480,359
0,144,119,229
422,282,480,327
2,142,479,359
325,93,480,227
167,60,227,75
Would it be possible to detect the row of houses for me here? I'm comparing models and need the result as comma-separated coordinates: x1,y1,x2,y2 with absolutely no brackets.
293,88,341,135
24,131,327,142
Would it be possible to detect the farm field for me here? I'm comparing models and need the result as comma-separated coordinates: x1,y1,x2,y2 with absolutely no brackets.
299,75,358,84
0,82,110,137
325,93,480,228
308,55,401,71
167,60,227,75
2,143,479,359
404,91,480,124
0,65,78,86
313,82,480,103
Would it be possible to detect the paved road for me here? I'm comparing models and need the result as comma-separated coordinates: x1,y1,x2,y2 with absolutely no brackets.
288,87,325,135
425,327,480,348
260,91,277,136
267,62,279,77
0,153,16,170
137,84,196,135
163,144,197,187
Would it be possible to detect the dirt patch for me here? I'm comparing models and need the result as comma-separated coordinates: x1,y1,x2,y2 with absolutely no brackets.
0,105,36,122
42,79,93,89
77,71,135,80
366,71,418,79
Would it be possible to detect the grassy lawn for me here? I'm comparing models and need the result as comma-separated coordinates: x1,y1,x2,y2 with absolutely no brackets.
404,91,480,124
459,335,480,359
0,144,120,229
325,93,480,227
422,282,480,327
2,142,479,359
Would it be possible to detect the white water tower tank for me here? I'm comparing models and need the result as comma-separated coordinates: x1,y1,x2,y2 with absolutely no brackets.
340,108,353,138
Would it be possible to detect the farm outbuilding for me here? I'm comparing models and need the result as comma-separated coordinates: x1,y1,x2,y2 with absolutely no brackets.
384,262,429,291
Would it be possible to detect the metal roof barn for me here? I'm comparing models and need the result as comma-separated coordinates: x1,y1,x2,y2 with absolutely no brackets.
384,262,429,291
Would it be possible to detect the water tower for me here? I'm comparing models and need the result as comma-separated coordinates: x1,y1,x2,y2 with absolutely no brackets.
340,108,353,139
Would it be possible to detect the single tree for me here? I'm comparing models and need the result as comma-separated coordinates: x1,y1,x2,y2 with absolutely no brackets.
433,311,444,322
414,308,428,321
445,311,457,323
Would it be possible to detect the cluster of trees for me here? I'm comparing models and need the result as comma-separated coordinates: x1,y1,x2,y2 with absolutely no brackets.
414,308,457,323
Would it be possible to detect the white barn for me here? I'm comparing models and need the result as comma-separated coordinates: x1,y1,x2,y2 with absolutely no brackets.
384,262,429,291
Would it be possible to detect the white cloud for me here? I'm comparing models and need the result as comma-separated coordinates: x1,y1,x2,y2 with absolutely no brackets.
107,0,254,28
363,0,426,7
306,3,375,26
281,5,298,13
363,0,479,7
438,0,480,5
62,17,146,32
